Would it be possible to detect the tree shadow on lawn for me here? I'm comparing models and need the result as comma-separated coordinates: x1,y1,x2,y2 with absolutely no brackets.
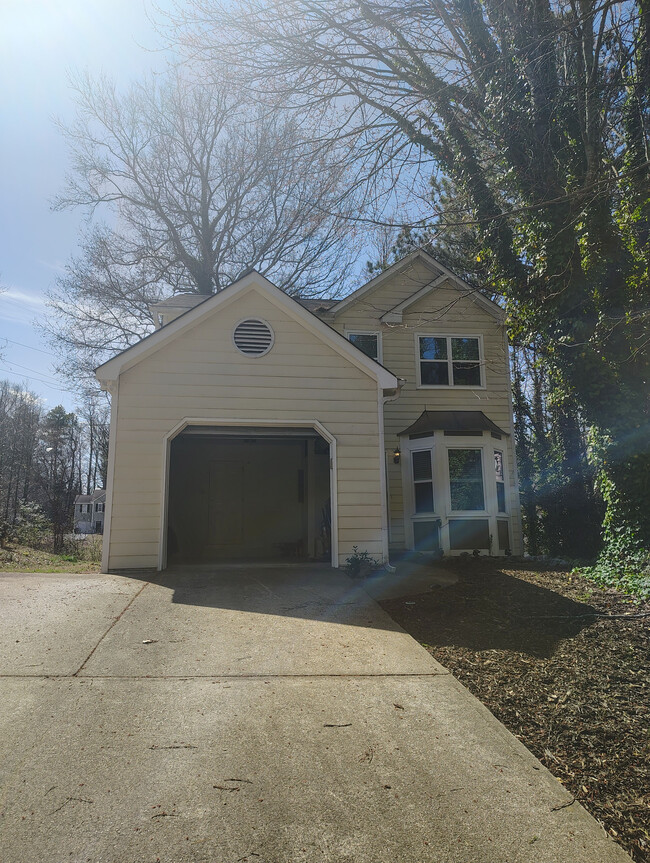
380,560,598,658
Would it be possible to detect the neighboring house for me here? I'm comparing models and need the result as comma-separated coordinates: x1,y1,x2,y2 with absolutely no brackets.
73,489,106,534
95,250,522,572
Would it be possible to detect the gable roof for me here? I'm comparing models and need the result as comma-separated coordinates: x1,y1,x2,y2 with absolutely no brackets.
95,271,399,390
328,249,504,322
74,489,106,504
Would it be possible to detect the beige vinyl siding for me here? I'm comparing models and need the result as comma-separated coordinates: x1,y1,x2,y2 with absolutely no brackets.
106,288,385,570
331,259,523,554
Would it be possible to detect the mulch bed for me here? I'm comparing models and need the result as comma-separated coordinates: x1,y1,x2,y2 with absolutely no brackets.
379,558,650,862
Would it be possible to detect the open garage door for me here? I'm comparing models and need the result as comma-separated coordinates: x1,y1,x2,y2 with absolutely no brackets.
166,426,331,564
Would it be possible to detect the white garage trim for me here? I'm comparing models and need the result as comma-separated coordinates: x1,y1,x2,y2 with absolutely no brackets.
158,417,339,570
100,378,119,574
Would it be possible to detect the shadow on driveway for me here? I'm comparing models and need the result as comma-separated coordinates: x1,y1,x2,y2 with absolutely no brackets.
124,563,408,633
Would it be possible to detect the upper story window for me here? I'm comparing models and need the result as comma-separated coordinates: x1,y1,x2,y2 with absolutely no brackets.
418,335,482,387
347,331,380,362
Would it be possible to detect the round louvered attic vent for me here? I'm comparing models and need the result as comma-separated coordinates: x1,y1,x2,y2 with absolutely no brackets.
233,318,274,357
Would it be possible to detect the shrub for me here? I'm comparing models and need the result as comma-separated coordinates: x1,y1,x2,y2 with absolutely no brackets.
345,546,378,578
14,503,52,549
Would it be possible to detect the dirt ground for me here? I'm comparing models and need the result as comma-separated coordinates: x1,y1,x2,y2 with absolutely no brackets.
380,558,650,863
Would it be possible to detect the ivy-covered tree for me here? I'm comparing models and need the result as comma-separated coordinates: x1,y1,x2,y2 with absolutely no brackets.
178,0,650,574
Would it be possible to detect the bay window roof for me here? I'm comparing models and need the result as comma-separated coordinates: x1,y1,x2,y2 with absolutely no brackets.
399,410,508,438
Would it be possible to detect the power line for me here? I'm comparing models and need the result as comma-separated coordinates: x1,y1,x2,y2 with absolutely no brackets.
0,367,77,396
0,337,57,357
1,360,63,386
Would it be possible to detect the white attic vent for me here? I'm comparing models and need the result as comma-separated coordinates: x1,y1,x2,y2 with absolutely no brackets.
233,318,274,356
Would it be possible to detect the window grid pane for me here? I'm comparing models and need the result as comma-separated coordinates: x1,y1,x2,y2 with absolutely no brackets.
448,449,485,511
412,450,434,513
412,450,432,481
420,361,449,386
451,362,481,386
419,337,447,360
414,482,434,513
349,333,378,360
451,338,480,360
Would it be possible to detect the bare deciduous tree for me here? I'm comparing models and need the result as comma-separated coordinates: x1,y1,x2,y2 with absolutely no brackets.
46,71,366,384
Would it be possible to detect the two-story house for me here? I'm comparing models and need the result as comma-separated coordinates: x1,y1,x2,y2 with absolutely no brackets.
95,250,522,573
73,488,106,534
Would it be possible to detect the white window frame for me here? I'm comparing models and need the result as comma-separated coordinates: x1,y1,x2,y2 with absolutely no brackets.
400,435,440,550
446,445,489,515
345,329,382,364
400,431,514,555
494,449,507,514
411,448,436,516
415,333,485,389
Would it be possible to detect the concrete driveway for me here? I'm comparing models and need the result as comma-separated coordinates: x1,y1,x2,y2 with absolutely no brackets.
0,566,630,863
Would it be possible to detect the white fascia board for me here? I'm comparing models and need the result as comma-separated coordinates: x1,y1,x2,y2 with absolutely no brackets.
95,271,398,390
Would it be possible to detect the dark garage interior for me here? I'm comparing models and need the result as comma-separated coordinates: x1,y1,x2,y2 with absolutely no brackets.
166,427,331,564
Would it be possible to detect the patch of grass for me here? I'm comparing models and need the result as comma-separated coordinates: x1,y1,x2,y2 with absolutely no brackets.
0,543,101,573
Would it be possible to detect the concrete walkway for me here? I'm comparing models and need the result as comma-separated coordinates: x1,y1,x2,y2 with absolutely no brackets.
0,566,630,863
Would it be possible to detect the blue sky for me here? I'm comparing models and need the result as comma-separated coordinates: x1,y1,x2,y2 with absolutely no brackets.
0,0,172,411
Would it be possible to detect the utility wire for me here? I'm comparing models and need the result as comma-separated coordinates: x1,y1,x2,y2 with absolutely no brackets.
0,337,57,357
0,367,77,396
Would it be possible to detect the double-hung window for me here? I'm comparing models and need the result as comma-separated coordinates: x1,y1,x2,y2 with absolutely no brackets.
348,331,380,362
418,335,482,386
494,450,506,512
411,450,434,513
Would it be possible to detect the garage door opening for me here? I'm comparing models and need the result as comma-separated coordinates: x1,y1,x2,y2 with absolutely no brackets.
166,426,332,564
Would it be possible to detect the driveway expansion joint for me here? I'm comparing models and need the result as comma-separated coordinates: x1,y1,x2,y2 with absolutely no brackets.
1,671,451,680
72,581,150,676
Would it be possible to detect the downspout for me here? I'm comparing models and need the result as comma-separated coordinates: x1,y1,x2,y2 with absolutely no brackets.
379,378,405,569
98,377,119,574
